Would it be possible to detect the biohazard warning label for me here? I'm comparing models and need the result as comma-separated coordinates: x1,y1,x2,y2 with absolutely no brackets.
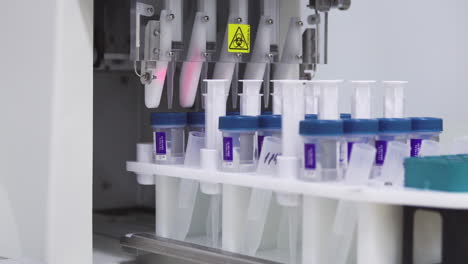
228,24,250,53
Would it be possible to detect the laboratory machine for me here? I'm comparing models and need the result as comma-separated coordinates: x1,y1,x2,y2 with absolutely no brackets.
4,0,468,264
91,1,468,264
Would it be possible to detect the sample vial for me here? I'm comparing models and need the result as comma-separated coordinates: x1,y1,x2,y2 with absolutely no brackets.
343,119,379,166
151,112,187,165
219,115,259,172
299,119,344,182
187,111,205,132
410,117,443,157
373,118,412,177
258,114,281,157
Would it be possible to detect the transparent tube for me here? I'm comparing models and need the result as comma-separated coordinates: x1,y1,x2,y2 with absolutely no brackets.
344,143,376,185
257,129,281,158
379,141,410,187
240,80,263,116
152,126,185,165
344,135,376,169
410,132,440,157
271,80,305,158
271,80,304,208
383,81,407,118
220,130,256,172
301,135,344,182
372,133,409,179
312,80,343,120
272,82,283,115
203,79,230,150
304,81,320,115
419,140,441,157
201,79,229,244
350,80,375,119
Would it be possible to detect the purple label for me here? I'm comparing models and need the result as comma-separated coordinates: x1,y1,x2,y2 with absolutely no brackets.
347,142,354,162
223,137,233,161
304,144,316,169
411,138,423,157
375,140,388,165
258,135,265,157
155,132,167,154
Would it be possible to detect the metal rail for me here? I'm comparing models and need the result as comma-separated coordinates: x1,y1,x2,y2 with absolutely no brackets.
120,233,283,264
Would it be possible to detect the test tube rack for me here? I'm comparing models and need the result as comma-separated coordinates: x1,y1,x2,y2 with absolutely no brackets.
125,161,468,264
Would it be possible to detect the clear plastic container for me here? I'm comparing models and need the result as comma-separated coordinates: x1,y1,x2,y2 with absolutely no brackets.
258,115,281,157
219,115,259,172
299,119,344,182
373,118,412,178
410,117,443,157
343,119,378,167
187,111,205,132
151,112,187,165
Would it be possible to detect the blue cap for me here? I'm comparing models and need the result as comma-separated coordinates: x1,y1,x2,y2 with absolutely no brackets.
340,113,352,119
219,115,259,131
259,115,281,130
299,119,343,136
411,117,443,132
227,111,240,116
151,112,187,126
343,119,379,134
305,114,318,120
378,118,412,133
187,112,205,126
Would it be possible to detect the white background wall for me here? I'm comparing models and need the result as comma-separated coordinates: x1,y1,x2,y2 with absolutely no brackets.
0,0,54,259
316,0,468,146
0,0,93,263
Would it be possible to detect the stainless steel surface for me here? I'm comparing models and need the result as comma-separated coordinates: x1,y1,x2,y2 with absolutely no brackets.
121,233,283,264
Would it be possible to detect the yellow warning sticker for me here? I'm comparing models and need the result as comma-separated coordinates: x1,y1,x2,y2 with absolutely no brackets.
228,24,250,53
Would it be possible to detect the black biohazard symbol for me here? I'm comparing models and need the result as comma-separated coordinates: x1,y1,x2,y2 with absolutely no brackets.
229,27,249,51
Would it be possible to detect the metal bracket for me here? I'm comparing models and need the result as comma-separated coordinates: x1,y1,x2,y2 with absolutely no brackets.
130,1,155,61
144,20,161,61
